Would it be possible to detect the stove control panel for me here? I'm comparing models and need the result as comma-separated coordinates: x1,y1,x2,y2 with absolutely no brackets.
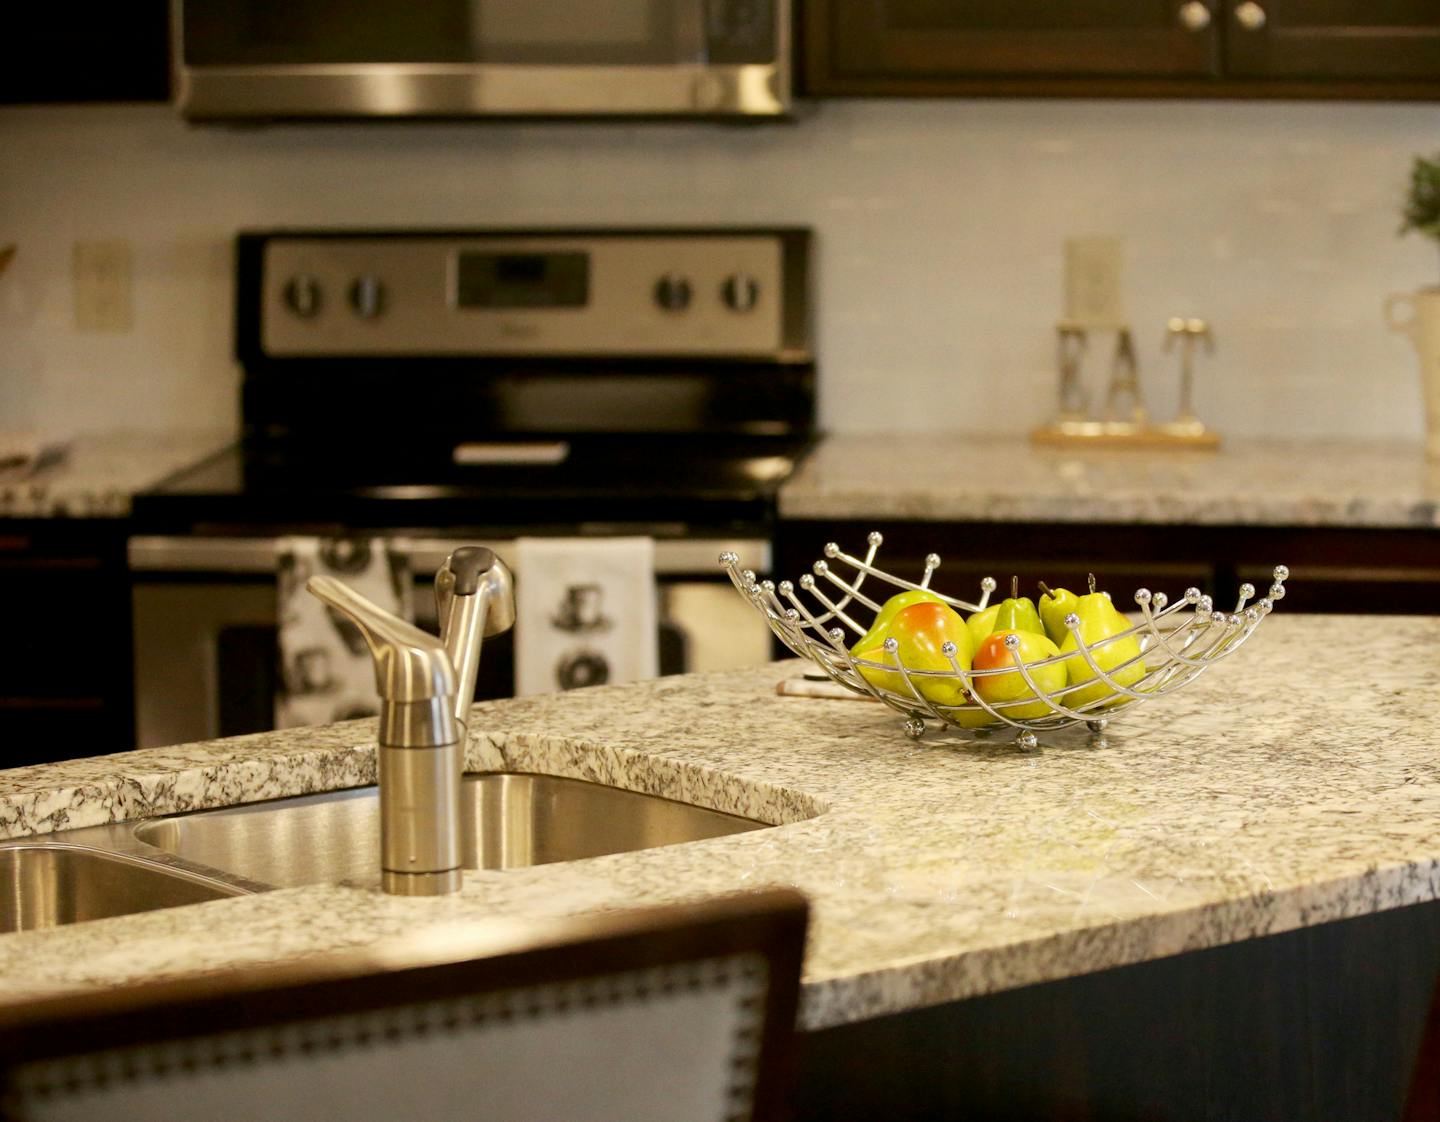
258,231,806,359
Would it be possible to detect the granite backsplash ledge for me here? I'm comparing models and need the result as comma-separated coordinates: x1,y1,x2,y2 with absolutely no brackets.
0,430,231,518
780,434,1440,527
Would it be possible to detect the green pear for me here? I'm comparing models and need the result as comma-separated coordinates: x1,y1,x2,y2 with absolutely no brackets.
952,705,1000,728
855,600,973,706
851,588,945,654
1058,577,1145,709
966,603,1001,650
991,576,1044,637
967,604,1002,648
973,628,1067,719
1037,582,1080,646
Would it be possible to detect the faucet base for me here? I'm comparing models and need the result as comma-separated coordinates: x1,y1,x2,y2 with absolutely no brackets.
382,868,464,896
378,743,464,897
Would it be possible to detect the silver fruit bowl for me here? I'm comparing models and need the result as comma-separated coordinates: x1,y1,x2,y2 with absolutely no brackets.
721,532,1287,750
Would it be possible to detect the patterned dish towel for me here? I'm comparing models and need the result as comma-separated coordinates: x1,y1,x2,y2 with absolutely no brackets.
275,537,413,729
514,537,658,697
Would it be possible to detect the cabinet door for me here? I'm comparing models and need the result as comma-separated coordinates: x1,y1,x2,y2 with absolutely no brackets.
0,521,135,763
1,6,170,104
1223,1,1440,82
805,0,1221,95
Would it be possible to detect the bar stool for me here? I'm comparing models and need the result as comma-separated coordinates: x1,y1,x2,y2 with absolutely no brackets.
0,888,808,1122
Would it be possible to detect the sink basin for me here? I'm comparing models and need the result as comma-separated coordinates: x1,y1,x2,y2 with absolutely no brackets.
132,773,769,889
0,844,243,934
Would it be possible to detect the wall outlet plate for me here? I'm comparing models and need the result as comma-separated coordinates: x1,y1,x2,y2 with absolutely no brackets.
1064,237,1124,329
73,240,133,332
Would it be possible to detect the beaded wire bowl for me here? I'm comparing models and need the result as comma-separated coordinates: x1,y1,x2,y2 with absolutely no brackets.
721,533,1288,749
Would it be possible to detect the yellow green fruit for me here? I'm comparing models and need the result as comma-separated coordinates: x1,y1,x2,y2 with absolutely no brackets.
972,628,1066,720
851,588,946,654
1037,583,1081,646
966,603,1001,649
951,705,1000,728
854,600,973,706
1058,592,1145,709
993,594,1044,637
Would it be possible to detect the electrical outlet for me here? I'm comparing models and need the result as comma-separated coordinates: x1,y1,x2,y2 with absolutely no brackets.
73,240,133,332
1064,237,1124,328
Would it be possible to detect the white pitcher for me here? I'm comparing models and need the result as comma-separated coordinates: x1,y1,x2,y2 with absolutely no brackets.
1385,288,1440,458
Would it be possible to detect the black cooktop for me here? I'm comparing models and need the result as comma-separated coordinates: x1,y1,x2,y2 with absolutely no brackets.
131,436,815,537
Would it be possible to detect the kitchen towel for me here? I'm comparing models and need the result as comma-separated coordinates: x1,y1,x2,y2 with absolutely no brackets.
514,537,658,697
275,537,414,729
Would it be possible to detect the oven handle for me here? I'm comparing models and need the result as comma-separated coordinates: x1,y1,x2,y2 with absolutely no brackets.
127,535,771,577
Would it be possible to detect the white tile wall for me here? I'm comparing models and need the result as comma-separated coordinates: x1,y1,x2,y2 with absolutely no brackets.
1,99,1438,441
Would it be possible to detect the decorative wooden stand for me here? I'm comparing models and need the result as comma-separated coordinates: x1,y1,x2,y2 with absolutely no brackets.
1031,419,1222,449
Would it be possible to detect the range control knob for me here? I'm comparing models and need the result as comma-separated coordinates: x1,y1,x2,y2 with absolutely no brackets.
653,273,692,313
721,273,760,313
348,275,386,320
282,275,323,320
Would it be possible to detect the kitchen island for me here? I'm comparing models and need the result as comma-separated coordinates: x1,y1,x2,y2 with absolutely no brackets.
2,614,1438,1119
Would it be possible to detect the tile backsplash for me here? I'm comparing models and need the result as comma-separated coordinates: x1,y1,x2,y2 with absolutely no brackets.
1,99,1436,442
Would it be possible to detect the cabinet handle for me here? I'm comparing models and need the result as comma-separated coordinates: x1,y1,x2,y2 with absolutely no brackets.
1234,1,1266,31
1177,2,1211,32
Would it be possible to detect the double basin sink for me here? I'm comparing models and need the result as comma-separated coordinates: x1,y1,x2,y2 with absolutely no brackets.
0,774,769,935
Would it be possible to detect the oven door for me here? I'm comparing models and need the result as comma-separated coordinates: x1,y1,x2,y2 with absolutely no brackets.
175,0,789,120
129,535,773,751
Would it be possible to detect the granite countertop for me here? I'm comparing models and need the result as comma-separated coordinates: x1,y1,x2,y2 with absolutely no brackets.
0,613,1438,1030
781,434,1440,527
0,430,230,518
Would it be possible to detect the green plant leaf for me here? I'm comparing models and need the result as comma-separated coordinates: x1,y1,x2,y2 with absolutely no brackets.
1400,153,1440,242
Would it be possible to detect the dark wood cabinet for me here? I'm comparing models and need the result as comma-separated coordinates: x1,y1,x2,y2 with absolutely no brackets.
1224,1,1440,82
808,1,1221,88
1,6,170,105
777,520,1440,616
803,0,1440,99
0,521,136,765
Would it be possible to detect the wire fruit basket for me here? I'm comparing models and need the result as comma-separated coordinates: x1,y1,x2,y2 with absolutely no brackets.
721,533,1287,750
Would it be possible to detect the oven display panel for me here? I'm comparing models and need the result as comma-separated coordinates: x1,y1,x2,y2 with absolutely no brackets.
455,251,589,309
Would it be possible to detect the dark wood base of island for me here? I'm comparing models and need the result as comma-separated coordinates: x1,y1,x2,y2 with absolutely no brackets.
796,900,1440,1121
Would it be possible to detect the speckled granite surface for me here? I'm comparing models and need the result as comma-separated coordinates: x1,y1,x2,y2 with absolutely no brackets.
0,430,230,518
1,614,1439,1030
781,434,1440,527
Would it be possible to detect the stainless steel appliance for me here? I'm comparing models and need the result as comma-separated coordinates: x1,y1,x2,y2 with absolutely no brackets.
129,228,814,750
174,0,791,121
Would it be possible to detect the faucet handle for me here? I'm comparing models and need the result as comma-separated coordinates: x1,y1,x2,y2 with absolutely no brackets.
443,545,498,595
436,546,515,636
307,575,456,706
436,545,495,644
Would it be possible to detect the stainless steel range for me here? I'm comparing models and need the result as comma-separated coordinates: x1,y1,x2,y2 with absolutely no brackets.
130,228,815,749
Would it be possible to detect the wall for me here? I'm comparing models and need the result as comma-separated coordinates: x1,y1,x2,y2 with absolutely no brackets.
1,99,1437,442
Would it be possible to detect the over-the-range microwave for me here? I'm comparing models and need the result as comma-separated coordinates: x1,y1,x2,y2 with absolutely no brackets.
173,0,791,122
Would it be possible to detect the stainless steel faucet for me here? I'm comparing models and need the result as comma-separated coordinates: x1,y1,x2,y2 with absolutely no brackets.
307,547,514,897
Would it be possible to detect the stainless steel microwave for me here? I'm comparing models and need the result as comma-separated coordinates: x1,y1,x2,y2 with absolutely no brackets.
173,0,791,121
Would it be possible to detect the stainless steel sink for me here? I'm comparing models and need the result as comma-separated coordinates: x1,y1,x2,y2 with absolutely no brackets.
0,844,244,934
131,773,769,889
